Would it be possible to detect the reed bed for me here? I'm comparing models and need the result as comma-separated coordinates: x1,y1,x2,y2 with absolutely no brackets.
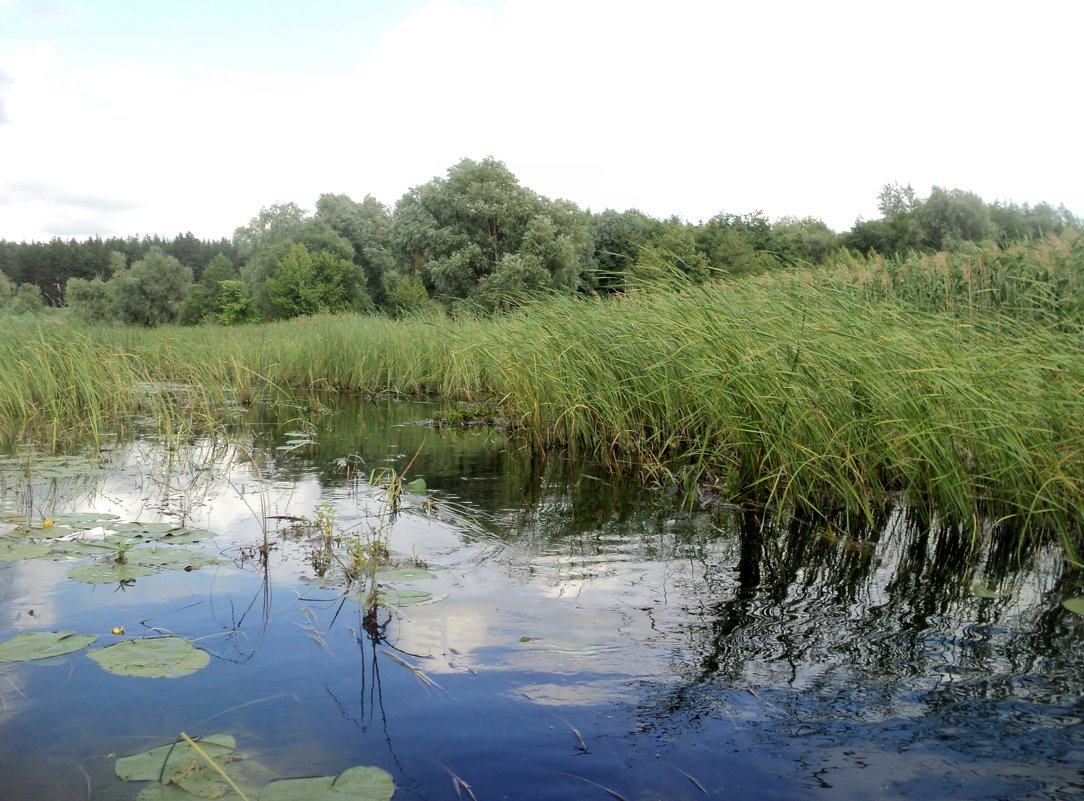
3,235,1081,556
828,230,1084,326
483,280,1082,557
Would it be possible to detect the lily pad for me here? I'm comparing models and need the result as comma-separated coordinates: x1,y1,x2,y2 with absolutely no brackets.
112,522,186,540
127,548,223,570
49,512,122,528
403,478,426,493
374,567,432,583
159,528,216,545
0,538,52,561
6,523,76,541
259,765,394,801
138,784,225,801
68,562,154,584
42,539,117,559
88,637,210,678
0,630,97,663
116,734,237,781
1062,597,1084,616
376,588,445,607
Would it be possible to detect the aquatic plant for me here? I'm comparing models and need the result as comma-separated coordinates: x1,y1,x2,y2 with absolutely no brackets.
2,235,1080,558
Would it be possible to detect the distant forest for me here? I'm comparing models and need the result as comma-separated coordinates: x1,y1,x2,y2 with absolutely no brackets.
1,157,1080,325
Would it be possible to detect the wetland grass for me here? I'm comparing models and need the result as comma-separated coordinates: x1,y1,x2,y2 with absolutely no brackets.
5,235,1082,557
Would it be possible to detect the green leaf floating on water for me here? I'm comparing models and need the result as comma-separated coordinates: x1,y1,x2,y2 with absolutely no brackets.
49,512,122,528
116,734,237,780
0,538,52,561
0,630,97,662
374,567,432,582
88,637,210,678
117,733,241,799
127,548,223,570
259,765,395,801
1062,597,1084,616
403,478,426,493
371,588,446,607
68,562,154,584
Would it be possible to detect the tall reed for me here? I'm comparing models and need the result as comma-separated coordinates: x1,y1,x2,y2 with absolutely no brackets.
3,235,1080,556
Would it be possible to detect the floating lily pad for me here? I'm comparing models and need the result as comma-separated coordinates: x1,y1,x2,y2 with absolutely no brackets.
159,528,216,545
49,512,122,528
403,478,426,493
137,783,226,801
1062,597,1084,616
127,548,223,570
0,630,97,662
259,765,394,801
116,732,237,784
113,522,186,539
0,538,52,561
375,567,432,583
116,734,237,781
88,637,210,678
376,588,445,607
68,562,154,584
44,539,116,559
6,523,73,540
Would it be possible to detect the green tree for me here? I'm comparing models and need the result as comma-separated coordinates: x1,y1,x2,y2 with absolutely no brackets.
10,283,45,315
769,217,840,265
265,243,370,319
316,193,395,309
179,253,239,324
385,273,433,318
631,221,709,286
471,252,553,312
590,209,653,292
66,277,114,323
390,157,591,307
918,187,995,250
0,270,13,310
110,247,193,326
694,212,778,275
877,182,919,217
233,202,309,261
235,202,356,319
216,280,257,325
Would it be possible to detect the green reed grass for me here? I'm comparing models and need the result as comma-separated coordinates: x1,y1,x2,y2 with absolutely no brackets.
3,235,1081,557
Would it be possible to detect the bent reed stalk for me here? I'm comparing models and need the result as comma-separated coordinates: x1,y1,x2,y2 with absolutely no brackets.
3,235,1081,557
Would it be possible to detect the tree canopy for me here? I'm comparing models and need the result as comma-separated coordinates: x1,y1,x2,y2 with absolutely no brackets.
3,159,1080,326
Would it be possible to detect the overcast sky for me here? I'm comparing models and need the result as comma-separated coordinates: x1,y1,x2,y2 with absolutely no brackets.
1,0,1081,242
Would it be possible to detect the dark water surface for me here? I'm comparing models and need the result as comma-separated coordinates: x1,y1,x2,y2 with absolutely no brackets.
1,398,1082,800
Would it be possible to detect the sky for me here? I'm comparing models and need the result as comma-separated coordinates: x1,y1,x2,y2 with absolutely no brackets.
0,0,1081,242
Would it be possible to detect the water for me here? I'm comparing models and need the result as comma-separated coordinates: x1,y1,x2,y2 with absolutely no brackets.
0,397,1082,800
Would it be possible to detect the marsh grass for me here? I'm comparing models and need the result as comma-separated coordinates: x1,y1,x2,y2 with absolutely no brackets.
4,235,1081,556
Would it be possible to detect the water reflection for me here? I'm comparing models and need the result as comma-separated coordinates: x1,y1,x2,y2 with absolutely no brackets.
0,395,1081,800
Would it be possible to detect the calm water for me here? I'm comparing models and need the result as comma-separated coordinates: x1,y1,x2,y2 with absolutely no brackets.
0,397,1082,800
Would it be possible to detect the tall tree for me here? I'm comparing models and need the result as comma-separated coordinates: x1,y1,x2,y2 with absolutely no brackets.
235,203,356,319
315,193,395,308
109,247,193,326
390,157,591,307
265,243,370,319
179,253,239,325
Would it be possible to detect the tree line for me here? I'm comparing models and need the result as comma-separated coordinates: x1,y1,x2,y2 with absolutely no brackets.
0,158,1079,325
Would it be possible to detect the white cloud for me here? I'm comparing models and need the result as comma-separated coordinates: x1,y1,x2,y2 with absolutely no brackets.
1,0,1082,241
